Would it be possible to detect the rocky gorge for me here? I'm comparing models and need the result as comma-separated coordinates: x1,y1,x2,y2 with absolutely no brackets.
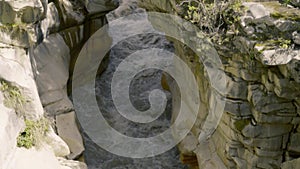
0,0,299,169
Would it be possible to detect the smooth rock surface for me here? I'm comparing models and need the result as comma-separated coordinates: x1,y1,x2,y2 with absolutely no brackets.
56,112,85,159
58,157,88,169
44,127,70,157
8,147,63,169
0,92,24,169
33,33,72,115
0,44,44,119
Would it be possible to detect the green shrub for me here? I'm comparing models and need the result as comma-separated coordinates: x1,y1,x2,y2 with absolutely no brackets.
17,118,50,149
0,81,26,115
179,0,243,41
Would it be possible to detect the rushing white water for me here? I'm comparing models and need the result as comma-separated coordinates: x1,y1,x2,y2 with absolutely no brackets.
82,1,189,169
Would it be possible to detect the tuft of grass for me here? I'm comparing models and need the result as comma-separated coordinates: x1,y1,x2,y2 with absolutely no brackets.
0,81,26,115
17,118,50,149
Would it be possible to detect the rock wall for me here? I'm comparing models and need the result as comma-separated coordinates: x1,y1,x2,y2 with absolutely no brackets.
139,0,300,168
0,0,116,168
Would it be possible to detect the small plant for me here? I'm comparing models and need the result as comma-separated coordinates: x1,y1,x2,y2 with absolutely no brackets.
179,0,243,42
17,118,50,149
279,39,291,49
283,0,291,6
256,38,292,50
0,81,26,115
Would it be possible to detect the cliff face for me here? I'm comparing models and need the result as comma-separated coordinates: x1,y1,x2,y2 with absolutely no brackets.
138,0,300,168
1,0,300,168
0,0,116,168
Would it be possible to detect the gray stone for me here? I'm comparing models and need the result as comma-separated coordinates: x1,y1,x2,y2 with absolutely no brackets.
255,23,267,33
241,123,292,138
56,0,86,27
292,31,300,45
56,112,85,159
44,127,70,157
232,157,247,169
33,34,72,115
291,0,300,8
0,45,44,119
83,0,117,15
0,25,32,47
226,75,248,100
243,2,270,19
287,59,300,83
0,0,45,25
241,135,283,150
281,158,300,169
7,147,64,169
194,140,227,169
44,96,74,115
248,85,296,113
224,99,251,117
0,92,24,169
261,74,275,91
41,3,60,37
233,36,254,54
253,109,292,124
33,34,70,94
273,77,300,99
288,133,300,154
275,20,300,32
58,157,87,169
260,49,300,66
254,147,282,158
244,26,255,35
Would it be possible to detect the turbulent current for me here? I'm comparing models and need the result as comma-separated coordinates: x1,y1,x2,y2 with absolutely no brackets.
82,1,188,169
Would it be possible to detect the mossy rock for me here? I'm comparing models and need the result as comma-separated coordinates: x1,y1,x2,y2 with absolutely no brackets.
262,1,300,21
234,119,251,131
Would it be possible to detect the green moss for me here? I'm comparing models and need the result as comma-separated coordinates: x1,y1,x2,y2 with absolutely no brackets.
17,118,50,149
0,81,26,115
234,119,250,131
262,2,300,21
255,38,291,50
